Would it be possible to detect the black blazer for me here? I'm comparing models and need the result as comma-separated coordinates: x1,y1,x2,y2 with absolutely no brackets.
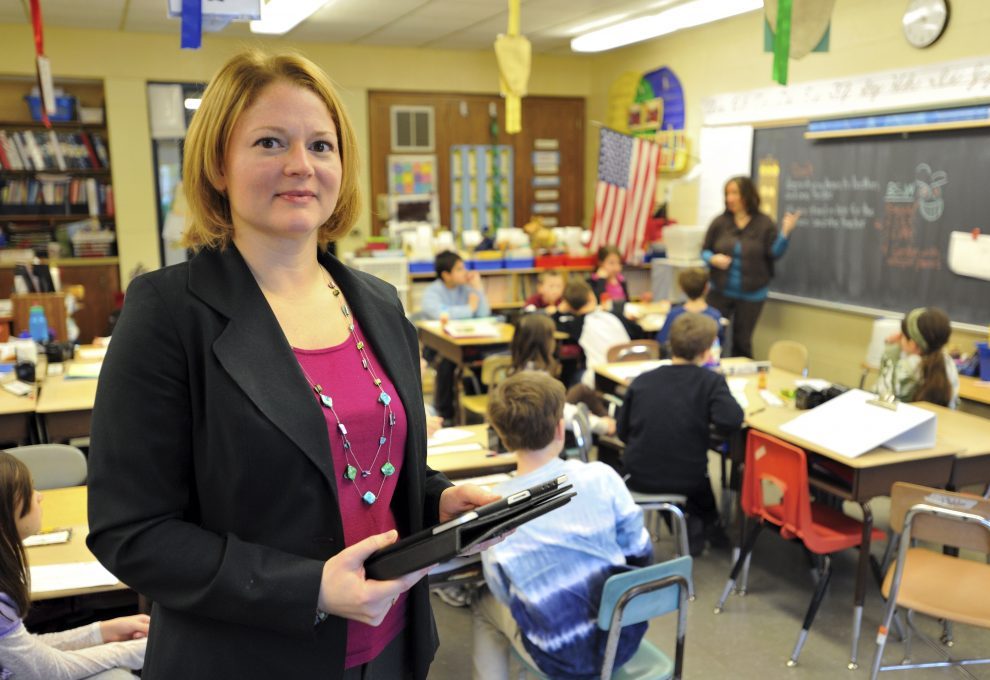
87,246,450,679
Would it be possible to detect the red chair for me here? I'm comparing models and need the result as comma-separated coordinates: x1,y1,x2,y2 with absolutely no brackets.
713,430,884,666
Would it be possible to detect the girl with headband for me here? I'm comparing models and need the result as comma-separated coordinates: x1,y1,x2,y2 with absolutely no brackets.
877,307,959,408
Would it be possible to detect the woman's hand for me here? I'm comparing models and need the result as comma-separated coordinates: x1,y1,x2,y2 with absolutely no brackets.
709,254,733,270
439,484,501,523
781,210,802,237
318,530,432,626
100,614,150,642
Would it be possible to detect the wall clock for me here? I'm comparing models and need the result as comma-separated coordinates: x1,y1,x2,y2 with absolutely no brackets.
902,0,949,48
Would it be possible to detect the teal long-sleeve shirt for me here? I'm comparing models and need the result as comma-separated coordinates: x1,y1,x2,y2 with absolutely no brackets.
702,234,790,302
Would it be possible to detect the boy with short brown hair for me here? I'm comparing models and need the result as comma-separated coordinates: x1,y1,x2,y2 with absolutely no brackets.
473,371,651,680
655,266,724,348
619,313,743,556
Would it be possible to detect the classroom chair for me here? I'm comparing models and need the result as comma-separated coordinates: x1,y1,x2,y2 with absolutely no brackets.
459,354,512,423
562,402,593,463
512,555,693,680
606,340,661,364
768,340,809,376
5,444,87,490
713,430,884,667
869,482,990,680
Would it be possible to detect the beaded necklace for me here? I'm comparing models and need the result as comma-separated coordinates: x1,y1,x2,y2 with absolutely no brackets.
297,272,395,505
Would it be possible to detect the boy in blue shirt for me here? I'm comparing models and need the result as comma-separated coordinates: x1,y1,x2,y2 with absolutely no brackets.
473,371,652,680
655,266,724,351
420,250,490,421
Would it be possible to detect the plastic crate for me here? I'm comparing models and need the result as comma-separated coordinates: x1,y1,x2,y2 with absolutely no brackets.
347,256,408,289
25,95,77,122
564,255,596,268
978,342,990,380
409,261,435,274
535,255,566,268
468,259,503,270
504,257,534,269
70,230,115,257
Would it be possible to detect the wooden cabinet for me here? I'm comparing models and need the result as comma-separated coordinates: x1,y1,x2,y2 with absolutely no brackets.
0,259,119,343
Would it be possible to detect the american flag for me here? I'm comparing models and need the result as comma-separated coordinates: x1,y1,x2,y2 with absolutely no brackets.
590,128,660,261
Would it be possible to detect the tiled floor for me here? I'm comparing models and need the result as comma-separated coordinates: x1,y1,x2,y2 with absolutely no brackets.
427,453,990,679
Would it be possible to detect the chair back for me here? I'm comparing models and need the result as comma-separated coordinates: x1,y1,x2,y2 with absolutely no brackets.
564,402,592,463
889,482,990,553
606,340,660,364
5,444,87,490
598,556,692,679
741,431,813,539
480,354,512,386
768,340,809,376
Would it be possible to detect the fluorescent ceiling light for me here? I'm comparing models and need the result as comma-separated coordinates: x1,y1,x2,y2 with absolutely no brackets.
571,0,763,53
250,0,331,35
184,98,201,110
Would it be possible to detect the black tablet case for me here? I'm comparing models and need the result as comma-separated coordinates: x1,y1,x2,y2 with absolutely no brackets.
364,487,575,581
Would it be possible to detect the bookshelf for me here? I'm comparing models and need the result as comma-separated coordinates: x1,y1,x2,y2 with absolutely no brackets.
0,78,115,259
0,77,119,342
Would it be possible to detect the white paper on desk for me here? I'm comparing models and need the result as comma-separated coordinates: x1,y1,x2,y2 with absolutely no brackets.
727,378,749,409
779,389,936,458
427,443,484,456
29,562,119,594
608,360,670,382
427,428,475,446
76,346,107,361
443,321,500,338
65,362,102,379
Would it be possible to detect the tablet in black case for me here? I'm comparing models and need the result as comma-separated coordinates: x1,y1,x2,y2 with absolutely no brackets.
364,475,575,581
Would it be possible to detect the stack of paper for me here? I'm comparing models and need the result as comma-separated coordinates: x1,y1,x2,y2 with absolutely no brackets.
443,321,500,338
30,561,119,594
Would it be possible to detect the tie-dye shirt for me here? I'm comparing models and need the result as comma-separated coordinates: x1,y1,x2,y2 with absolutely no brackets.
481,458,653,679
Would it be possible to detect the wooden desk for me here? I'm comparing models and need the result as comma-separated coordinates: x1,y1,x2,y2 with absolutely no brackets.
35,373,98,442
427,424,516,479
623,300,670,335
959,375,990,405
0,384,37,445
417,321,514,366
916,402,990,490
27,486,126,601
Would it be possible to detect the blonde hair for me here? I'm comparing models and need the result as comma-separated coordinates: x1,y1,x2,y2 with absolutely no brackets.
181,49,361,251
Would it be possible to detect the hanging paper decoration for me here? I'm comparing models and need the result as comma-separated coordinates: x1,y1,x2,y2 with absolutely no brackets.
28,0,53,128
494,0,531,134
772,0,793,85
765,0,837,85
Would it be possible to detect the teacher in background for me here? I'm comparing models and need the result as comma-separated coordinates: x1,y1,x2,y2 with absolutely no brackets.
86,49,495,680
701,176,800,358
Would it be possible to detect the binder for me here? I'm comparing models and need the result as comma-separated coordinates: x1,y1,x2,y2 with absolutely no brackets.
779,388,936,459
365,475,575,580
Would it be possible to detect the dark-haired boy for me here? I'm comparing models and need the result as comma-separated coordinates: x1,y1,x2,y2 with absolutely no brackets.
655,266,724,349
618,313,743,556
473,371,651,680
420,250,490,421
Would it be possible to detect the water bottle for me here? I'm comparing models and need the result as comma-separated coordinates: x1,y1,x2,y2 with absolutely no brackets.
706,336,721,368
28,305,48,344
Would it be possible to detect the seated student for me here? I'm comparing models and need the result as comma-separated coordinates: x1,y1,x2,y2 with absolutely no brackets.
509,313,615,435
554,279,630,388
588,245,630,305
655,266,725,350
522,270,564,314
420,250,491,421
0,451,149,679
473,371,652,680
877,306,959,408
618,313,744,556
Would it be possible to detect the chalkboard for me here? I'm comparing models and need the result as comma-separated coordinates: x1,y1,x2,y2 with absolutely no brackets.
751,125,990,327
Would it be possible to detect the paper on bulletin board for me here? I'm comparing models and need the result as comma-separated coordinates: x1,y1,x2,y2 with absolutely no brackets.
948,231,990,282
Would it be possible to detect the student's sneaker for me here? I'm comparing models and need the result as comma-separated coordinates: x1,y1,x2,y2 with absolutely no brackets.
433,585,472,608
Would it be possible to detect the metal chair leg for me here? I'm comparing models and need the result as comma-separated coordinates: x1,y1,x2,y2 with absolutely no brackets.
788,554,832,667
714,521,761,613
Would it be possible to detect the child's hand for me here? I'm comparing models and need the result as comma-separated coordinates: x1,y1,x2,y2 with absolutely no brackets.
885,331,902,344
426,414,444,438
100,614,150,642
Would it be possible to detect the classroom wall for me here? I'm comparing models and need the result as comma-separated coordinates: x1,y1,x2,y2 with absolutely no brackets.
587,0,990,383
0,24,592,280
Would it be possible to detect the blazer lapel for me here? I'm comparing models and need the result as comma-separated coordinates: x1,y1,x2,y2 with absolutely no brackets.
189,247,338,498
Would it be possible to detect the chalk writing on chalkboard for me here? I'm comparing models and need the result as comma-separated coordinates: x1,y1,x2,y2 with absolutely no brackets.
752,125,990,326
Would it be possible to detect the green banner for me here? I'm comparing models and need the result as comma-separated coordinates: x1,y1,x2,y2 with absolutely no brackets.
772,0,793,85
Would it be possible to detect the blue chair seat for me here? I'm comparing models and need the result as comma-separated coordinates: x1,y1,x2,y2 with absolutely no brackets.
611,640,673,680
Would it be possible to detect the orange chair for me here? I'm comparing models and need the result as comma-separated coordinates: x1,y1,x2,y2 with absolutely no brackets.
713,430,884,667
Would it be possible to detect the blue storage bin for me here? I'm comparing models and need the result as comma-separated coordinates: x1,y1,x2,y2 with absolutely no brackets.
409,262,435,274
504,257,535,269
25,94,77,122
469,259,503,271
978,342,990,380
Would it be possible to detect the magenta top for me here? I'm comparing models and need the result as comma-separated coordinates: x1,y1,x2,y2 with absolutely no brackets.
293,317,408,669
